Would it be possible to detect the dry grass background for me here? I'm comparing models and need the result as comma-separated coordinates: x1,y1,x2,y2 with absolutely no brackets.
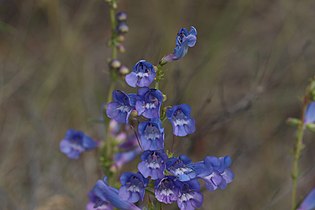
1,0,315,209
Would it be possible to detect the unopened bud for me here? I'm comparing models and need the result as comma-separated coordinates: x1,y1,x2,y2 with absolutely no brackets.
116,12,127,22
109,59,121,69
117,35,125,42
117,44,126,53
117,22,129,34
119,65,129,75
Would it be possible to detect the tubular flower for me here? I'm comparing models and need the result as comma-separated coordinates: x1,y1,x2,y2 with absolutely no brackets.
60,129,97,159
135,88,163,119
162,26,197,62
166,104,196,137
106,90,135,124
125,60,156,88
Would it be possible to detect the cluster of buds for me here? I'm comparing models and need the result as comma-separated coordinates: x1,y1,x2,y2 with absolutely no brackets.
108,59,129,76
116,12,128,53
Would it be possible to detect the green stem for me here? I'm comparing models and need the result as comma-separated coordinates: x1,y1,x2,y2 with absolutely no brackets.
155,63,166,89
101,0,118,178
109,1,117,59
291,97,308,210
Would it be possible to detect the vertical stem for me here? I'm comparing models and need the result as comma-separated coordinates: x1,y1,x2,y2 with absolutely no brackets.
109,2,117,60
101,0,118,178
291,97,308,210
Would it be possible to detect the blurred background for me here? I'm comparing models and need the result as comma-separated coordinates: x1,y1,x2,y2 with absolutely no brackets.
1,0,315,209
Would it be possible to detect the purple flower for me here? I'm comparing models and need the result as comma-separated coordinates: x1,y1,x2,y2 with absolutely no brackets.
166,104,196,137
60,129,97,159
135,88,163,119
166,155,196,181
86,189,113,210
155,176,181,204
86,202,113,210
177,179,203,210
298,188,315,210
138,119,164,150
138,150,167,180
201,156,234,191
125,60,156,88
106,90,135,124
112,148,141,172
119,172,148,203
304,102,315,124
162,26,197,62
90,177,140,210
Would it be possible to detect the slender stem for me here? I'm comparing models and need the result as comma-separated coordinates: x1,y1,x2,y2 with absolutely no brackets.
109,2,117,59
101,0,118,177
291,97,308,210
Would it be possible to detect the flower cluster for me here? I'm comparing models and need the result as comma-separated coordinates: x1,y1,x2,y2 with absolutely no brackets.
88,26,234,210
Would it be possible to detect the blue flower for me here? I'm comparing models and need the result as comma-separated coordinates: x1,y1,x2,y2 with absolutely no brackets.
125,60,156,88
119,172,148,203
60,129,97,159
166,155,197,181
86,189,113,210
177,179,203,210
138,150,167,180
162,26,197,62
166,104,196,137
138,119,164,150
304,102,315,124
298,188,315,210
135,88,163,119
106,90,135,124
155,176,181,204
90,177,140,210
201,156,234,191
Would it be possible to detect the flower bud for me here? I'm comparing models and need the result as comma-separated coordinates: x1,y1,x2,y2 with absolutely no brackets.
117,22,129,34
119,65,129,75
117,35,125,42
116,12,127,22
108,59,121,69
116,44,126,53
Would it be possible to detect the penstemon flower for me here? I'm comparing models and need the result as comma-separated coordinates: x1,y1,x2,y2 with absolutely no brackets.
138,118,165,150
60,129,98,159
118,172,148,203
138,150,168,180
135,88,163,119
201,156,234,191
86,190,113,210
166,104,196,137
166,155,197,181
106,90,136,124
125,60,156,88
177,179,203,210
162,26,197,63
89,177,140,210
154,176,181,204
